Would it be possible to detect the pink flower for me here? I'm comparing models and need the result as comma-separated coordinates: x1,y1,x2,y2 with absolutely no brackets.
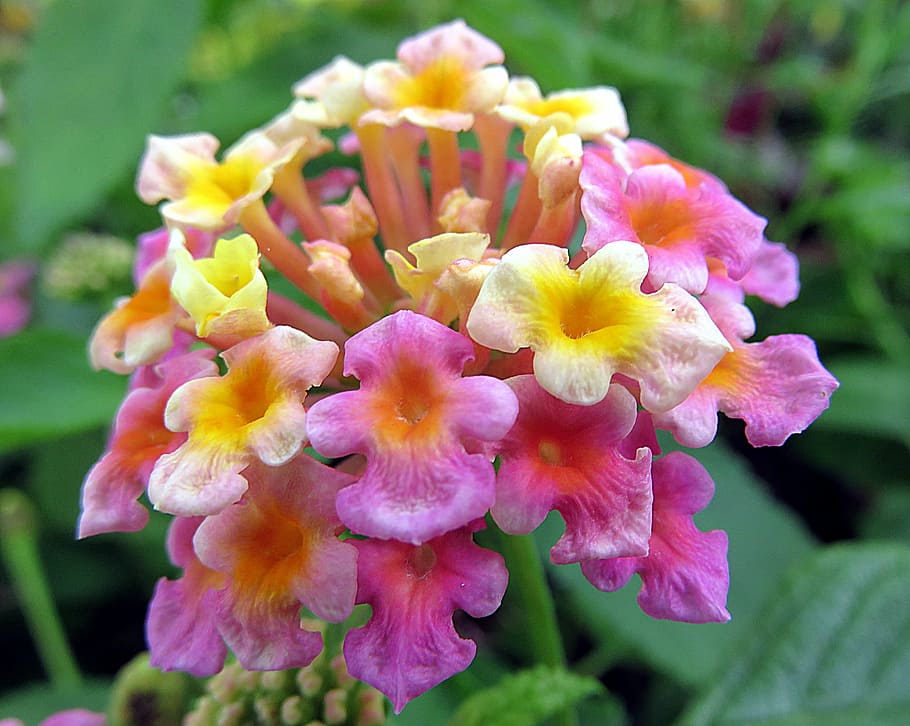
0,260,35,338
494,375,653,564
146,516,228,676
738,239,800,307
194,455,358,671
307,310,518,543
78,349,218,538
344,522,508,712
133,226,213,286
39,711,105,726
580,150,766,294
599,139,726,190
582,452,730,623
654,293,838,447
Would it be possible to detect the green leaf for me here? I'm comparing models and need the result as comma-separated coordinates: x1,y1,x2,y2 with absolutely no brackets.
0,328,125,453
448,666,603,726
815,357,910,448
10,0,203,253
547,440,815,686
679,543,910,726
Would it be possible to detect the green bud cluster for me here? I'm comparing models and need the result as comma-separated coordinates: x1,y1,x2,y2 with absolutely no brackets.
43,232,134,301
184,625,386,726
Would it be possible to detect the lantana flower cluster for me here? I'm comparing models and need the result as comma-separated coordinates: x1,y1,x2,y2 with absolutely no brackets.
80,20,837,714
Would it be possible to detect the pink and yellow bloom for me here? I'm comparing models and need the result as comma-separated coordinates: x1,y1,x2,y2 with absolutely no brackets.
75,19,840,715
307,310,518,543
89,258,184,374
466,241,731,410
137,130,300,230
360,20,508,132
148,325,338,516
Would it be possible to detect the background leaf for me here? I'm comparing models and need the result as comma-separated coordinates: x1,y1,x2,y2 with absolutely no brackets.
9,0,203,253
679,542,910,726
545,440,816,686
0,328,125,453
813,357,910,448
448,665,604,726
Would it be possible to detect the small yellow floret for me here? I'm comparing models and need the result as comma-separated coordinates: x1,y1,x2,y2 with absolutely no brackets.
170,232,269,339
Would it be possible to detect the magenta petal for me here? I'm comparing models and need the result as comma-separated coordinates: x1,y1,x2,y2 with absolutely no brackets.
739,239,800,307
78,349,218,537
336,448,496,543
583,452,730,623
494,376,653,563
39,711,106,726
307,311,517,543
578,150,636,252
724,334,839,447
146,517,227,676
215,595,324,671
344,526,507,713
146,577,227,677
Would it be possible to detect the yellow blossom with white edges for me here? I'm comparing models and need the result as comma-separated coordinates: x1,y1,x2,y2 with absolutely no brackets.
360,20,508,132
292,56,370,128
386,232,490,322
466,241,731,410
137,130,301,230
498,76,629,140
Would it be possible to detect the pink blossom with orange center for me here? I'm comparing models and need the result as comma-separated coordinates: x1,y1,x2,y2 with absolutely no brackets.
582,452,731,624
580,149,767,294
494,375,653,564
653,291,838,448
193,455,358,671
148,325,338,517
306,310,518,544
344,522,508,713
78,349,218,538
466,241,731,411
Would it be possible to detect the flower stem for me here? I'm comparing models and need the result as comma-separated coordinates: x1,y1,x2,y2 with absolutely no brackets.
496,525,577,726
0,488,82,688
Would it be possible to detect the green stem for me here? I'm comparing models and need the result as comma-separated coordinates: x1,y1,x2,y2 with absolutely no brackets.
0,488,82,688
497,525,577,726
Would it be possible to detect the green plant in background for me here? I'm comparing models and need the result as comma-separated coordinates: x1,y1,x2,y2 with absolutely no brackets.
1,1,908,725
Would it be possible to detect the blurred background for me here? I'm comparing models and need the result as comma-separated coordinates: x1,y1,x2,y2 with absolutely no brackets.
0,0,908,724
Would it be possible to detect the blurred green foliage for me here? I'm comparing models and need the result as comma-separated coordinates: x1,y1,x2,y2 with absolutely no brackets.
1,0,908,724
